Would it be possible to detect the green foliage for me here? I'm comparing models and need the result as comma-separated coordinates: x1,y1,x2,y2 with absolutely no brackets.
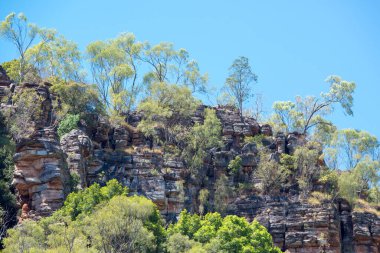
330,129,379,169
57,114,80,138
2,220,46,253
271,101,299,133
87,33,142,113
321,128,380,205
256,152,289,194
85,196,159,253
138,82,200,145
198,189,210,215
293,145,321,196
323,75,356,116
338,156,380,204
2,90,43,141
183,108,222,178
59,179,128,220
228,156,242,175
214,175,234,214
50,78,104,117
318,169,339,193
224,56,258,116
280,153,296,171
2,180,167,253
0,115,16,242
1,59,20,82
168,210,281,253
244,134,264,147
166,233,202,253
26,35,84,82
169,210,202,239
193,212,223,244
86,34,208,115
368,186,380,204
142,42,208,94
0,12,55,82
270,76,355,134
68,172,81,192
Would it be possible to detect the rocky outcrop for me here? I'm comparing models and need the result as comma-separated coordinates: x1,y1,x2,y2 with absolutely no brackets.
352,212,380,253
8,81,70,219
229,196,340,252
0,65,11,102
13,131,69,219
2,70,379,252
60,129,93,188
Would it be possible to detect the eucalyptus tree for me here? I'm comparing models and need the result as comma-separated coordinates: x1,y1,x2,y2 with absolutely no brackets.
141,42,208,94
0,12,56,82
137,82,200,145
87,33,143,115
26,35,84,82
325,129,379,170
224,56,258,118
270,75,356,134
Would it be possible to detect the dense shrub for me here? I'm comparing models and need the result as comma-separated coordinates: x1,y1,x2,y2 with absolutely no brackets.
2,180,166,253
168,210,282,253
57,114,80,138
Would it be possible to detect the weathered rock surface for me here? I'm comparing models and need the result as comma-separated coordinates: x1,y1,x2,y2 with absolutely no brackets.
2,67,379,252
352,212,380,253
0,65,11,102
13,133,70,218
7,81,70,219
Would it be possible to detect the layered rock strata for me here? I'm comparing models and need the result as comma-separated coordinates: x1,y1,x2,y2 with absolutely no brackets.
2,67,379,252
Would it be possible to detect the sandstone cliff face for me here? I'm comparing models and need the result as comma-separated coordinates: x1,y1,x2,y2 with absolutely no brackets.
0,65,11,102
2,69,379,252
5,83,70,219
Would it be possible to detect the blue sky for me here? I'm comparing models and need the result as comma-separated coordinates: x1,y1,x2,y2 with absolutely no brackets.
1,0,380,139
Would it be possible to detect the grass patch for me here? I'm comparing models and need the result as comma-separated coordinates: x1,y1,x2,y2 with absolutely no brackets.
307,191,332,206
354,199,380,216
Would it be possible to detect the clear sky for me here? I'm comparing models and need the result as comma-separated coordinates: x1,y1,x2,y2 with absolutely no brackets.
1,0,380,139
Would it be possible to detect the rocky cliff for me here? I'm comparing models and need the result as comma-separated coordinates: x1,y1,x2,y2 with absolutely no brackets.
2,73,380,252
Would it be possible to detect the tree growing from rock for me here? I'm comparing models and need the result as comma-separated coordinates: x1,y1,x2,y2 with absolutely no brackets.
87,34,142,113
224,56,258,118
138,82,200,145
182,108,222,179
141,42,208,94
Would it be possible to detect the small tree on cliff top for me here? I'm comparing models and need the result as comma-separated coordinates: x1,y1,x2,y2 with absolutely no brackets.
224,56,258,118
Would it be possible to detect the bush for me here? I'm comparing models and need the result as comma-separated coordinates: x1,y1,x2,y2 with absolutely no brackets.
256,152,289,194
244,134,264,147
338,156,379,205
318,169,339,194
2,180,166,253
228,156,242,175
50,78,104,117
214,175,234,214
3,90,43,141
168,210,281,253
182,108,222,179
293,146,321,196
60,179,128,220
57,114,80,138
